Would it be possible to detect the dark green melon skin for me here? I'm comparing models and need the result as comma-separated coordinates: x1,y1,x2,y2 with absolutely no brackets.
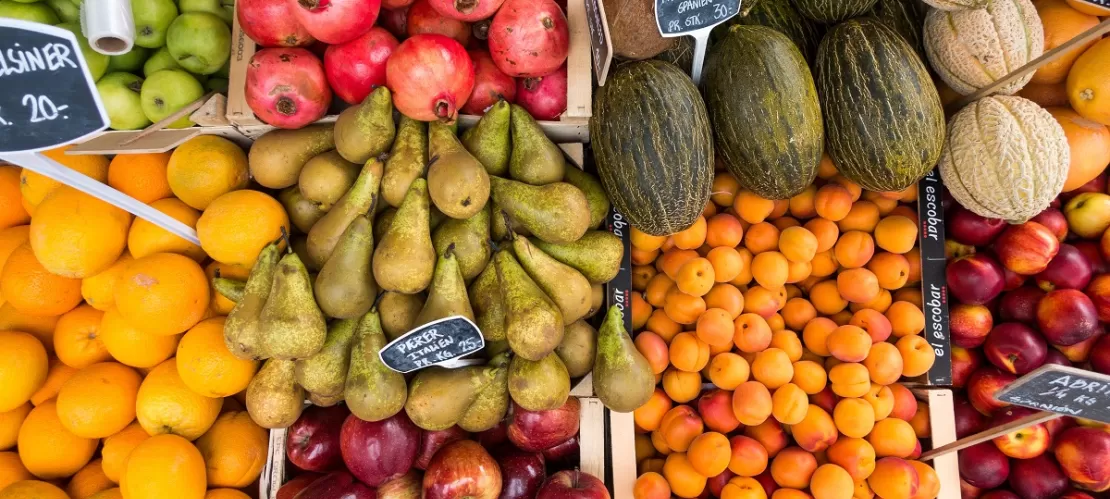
870,0,927,60
791,0,877,23
713,0,824,64
816,18,945,192
703,26,823,200
590,61,714,236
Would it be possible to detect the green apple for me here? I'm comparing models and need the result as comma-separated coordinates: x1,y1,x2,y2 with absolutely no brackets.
141,69,203,128
143,46,181,76
205,77,227,93
44,0,77,22
107,46,151,73
97,72,152,130
10,0,44,4
166,12,230,75
1065,192,1110,239
215,58,230,78
57,22,108,81
178,0,232,24
132,0,178,48
0,0,59,23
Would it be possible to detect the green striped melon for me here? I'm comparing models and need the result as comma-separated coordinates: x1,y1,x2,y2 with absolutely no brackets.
922,0,988,10
703,26,823,200
790,0,878,23
728,0,825,63
924,0,1044,96
817,18,945,192
939,96,1069,223
871,0,928,59
590,61,714,236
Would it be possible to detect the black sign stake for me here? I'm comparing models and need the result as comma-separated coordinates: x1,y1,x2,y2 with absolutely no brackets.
654,0,741,83
378,316,486,374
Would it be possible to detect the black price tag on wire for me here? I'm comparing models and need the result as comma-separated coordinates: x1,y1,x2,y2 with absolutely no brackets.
378,316,485,374
653,0,741,84
995,365,1110,424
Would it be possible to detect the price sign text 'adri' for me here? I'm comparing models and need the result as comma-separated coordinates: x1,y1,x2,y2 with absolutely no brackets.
995,364,1110,424
379,316,485,374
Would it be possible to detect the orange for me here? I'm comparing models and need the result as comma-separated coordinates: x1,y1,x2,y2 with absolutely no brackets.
176,318,259,398
873,216,917,255
100,307,180,369
65,459,113,499
20,146,109,208
0,404,29,451
106,153,173,204
114,253,210,337
1033,0,1100,85
56,362,141,439
0,244,82,317
0,226,30,303
29,187,131,278
100,423,149,483
135,359,223,440
53,305,109,369
127,198,206,262
29,359,76,406
166,136,249,210
205,262,250,315
0,331,47,412
120,434,207,499
17,401,97,479
0,168,28,231
197,190,290,268
0,453,31,491
79,254,133,313
89,489,122,499
1050,107,1110,192
0,480,69,499
194,411,267,488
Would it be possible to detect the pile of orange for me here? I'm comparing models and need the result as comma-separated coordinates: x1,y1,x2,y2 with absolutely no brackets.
630,158,940,499
0,138,284,499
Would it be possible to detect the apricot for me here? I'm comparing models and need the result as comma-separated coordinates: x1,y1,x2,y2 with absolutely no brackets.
646,309,682,343
677,257,716,297
778,227,818,263
851,290,893,315
634,388,674,431
744,419,788,458
664,289,707,325
641,458,666,475
862,384,895,421
828,325,872,362
854,480,875,499
786,260,813,284
660,405,705,453
753,252,790,290
811,464,855,499
782,299,817,332
770,447,818,489
752,348,794,389
732,381,773,426
909,403,930,439
897,335,935,378
863,342,904,385
699,389,741,434
722,476,769,499
867,458,920,499
652,429,672,455
662,367,702,403
869,419,918,458
802,317,837,356
689,432,732,477
818,155,839,179
633,247,660,266
670,332,711,373
735,314,773,353
827,438,877,481
771,199,790,219
674,217,708,250
635,331,670,375
850,309,893,344
835,231,876,269
771,331,803,362
868,252,910,290
792,360,827,395
708,247,745,284
810,386,840,414
731,248,756,287
885,302,925,338
633,265,657,291
805,218,841,253
745,223,781,255
907,461,939,499
735,190,775,224
697,308,736,348
645,273,677,307
709,352,751,390
838,268,881,304
831,310,854,326
790,186,818,219
874,216,917,255
705,283,745,319
815,185,853,222
811,280,848,315
711,173,741,207
833,398,876,439
888,383,918,421
664,453,709,499
634,472,672,499
773,490,813,499
838,201,881,233
811,251,840,277
744,286,782,318
903,249,922,286
767,311,786,331
792,405,839,453
830,176,863,201
828,363,871,398
707,214,745,248
728,435,770,477
659,250,700,280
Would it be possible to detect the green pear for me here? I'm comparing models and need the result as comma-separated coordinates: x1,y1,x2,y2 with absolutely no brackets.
508,104,565,185
469,262,506,343
334,86,396,164
259,252,327,360
532,231,625,284
295,318,356,398
427,121,490,220
489,177,590,244
373,179,435,294
457,353,510,432
314,215,376,319
512,235,592,323
306,159,383,268
224,240,280,360
405,365,497,431
381,117,428,208
594,305,655,412
432,204,491,282
345,309,408,422
562,167,610,229
461,100,511,176
246,359,304,428
556,320,597,378
494,250,563,361
508,353,570,411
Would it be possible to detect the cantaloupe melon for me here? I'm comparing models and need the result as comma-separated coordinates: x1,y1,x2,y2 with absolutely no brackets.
939,96,1069,223
924,0,1045,96
922,0,987,10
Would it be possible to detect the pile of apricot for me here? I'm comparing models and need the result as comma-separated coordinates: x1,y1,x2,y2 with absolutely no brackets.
629,159,941,499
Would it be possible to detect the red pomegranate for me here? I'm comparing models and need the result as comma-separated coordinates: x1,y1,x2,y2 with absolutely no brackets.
407,0,471,45
488,0,568,77
379,7,410,39
428,0,505,22
386,34,475,123
238,0,315,47
462,49,515,115
245,48,332,129
515,63,565,120
289,0,381,44
325,27,400,105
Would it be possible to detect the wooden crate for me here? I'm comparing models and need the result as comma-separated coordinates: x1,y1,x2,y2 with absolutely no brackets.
608,388,961,499
225,0,593,143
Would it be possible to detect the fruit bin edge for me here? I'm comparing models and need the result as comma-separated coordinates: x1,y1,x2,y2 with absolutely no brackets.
224,0,594,144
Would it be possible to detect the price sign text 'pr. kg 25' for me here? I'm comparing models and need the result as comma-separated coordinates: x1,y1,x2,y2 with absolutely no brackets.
378,316,485,374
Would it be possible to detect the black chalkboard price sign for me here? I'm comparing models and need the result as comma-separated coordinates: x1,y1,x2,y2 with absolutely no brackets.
0,19,108,154
1074,0,1109,7
653,0,741,83
378,316,486,374
994,364,1110,424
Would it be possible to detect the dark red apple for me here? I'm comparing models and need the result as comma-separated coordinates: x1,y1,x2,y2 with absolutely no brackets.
277,473,323,499
959,441,1011,489
1032,208,1069,242
1054,427,1110,492
1037,289,1100,346
707,470,736,498
341,412,421,487
1059,490,1097,499
1036,244,1093,292
954,394,987,438
951,303,994,348
379,471,422,499
952,346,984,388
496,449,545,499
1044,416,1075,442
948,254,1006,305
542,434,579,468
1009,453,1069,499
537,470,611,499
984,322,1048,375
295,470,378,499
999,287,1045,324
980,492,1020,499
995,222,1061,275
1003,266,1027,291
1088,334,1110,375
949,206,1008,246
962,479,984,499
1052,330,1102,363
1074,241,1109,274
1087,274,1110,322
287,405,349,472
477,421,509,449
424,440,502,499
415,426,470,470
508,397,580,452
1042,349,1072,367
967,367,1017,416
